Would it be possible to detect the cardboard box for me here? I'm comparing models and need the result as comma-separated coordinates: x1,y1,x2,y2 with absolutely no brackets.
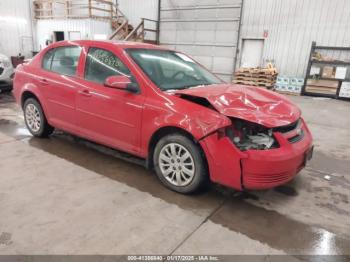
322,66,335,78
335,67,347,79
339,82,350,98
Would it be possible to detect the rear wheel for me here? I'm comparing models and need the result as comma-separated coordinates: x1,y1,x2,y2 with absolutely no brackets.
24,98,54,137
153,134,208,194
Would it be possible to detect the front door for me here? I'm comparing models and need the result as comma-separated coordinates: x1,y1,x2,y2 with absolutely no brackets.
240,39,264,68
76,47,144,155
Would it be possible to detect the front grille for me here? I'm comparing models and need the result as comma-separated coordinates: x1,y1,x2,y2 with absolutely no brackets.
288,130,304,143
0,67,4,75
244,171,293,185
273,119,300,133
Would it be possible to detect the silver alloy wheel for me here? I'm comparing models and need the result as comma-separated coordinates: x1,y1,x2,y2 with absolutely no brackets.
158,143,195,187
25,103,41,132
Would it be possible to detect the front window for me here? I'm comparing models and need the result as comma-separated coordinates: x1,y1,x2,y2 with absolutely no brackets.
85,47,131,84
126,49,222,90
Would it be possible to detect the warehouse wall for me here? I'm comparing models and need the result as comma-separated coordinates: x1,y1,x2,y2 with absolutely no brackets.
117,0,159,27
0,0,34,58
116,0,159,42
159,0,243,82
36,19,112,50
239,0,350,78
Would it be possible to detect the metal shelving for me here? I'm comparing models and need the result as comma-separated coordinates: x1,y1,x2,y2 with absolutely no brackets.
302,42,350,101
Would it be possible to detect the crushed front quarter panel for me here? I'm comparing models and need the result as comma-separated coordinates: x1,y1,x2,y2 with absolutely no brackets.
175,84,301,128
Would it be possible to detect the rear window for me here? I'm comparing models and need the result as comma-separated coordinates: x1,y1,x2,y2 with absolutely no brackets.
42,46,81,76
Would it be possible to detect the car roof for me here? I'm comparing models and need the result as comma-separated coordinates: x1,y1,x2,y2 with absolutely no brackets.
51,40,169,51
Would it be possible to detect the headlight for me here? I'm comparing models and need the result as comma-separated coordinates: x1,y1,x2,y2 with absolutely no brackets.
225,119,279,151
0,58,11,68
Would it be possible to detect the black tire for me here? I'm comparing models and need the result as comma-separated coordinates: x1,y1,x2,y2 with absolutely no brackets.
153,134,208,194
23,98,54,138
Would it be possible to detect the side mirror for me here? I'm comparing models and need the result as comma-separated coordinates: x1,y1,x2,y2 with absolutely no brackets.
104,75,139,93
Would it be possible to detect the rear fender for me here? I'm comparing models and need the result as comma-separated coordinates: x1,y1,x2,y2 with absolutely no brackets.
19,81,51,121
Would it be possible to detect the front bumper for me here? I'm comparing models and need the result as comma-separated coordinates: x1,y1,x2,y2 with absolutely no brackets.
200,118,313,191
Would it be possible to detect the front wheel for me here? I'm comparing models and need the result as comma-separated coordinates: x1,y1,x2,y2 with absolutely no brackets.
153,134,208,194
24,98,54,138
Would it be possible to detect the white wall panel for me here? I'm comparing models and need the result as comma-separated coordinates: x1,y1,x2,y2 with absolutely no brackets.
117,0,159,41
0,0,34,57
239,0,350,78
159,0,243,82
117,0,158,26
36,19,112,50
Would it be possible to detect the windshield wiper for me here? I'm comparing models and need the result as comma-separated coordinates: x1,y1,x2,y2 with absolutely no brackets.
162,83,212,92
177,83,211,90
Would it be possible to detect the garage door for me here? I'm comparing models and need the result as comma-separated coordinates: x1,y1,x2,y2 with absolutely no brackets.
159,0,243,82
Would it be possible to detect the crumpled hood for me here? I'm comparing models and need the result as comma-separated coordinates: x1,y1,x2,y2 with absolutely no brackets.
174,84,301,128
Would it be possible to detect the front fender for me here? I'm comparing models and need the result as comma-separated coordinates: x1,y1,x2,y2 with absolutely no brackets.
140,97,231,157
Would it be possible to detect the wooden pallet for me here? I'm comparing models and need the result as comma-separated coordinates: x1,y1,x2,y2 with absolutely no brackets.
233,80,274,88
236,68,277,75
234,72,277,79
234,76,276,84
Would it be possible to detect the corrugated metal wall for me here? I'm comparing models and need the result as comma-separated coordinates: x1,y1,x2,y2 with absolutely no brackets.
0,0,34,57
239,0,350,77
159,0,243,82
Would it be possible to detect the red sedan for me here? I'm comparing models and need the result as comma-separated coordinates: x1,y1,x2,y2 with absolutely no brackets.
13,40,313,194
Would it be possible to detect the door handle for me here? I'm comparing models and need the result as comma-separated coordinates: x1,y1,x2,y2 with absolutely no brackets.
78,89,92,97
39,78,49,85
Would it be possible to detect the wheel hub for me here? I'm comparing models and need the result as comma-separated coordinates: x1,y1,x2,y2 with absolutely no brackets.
158,143,195,187
25,104,41,132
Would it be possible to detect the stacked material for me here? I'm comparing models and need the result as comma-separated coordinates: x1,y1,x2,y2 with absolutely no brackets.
312,52,348,63
305,79,339,95
275,77,304,96
233,64,278,89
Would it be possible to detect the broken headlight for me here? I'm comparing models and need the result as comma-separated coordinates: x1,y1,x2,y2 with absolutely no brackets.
225,119,279,151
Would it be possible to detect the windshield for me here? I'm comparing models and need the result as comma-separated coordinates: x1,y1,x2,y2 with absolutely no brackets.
126,48,222,90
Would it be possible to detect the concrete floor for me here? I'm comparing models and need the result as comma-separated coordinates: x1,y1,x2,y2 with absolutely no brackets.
0,92,349,257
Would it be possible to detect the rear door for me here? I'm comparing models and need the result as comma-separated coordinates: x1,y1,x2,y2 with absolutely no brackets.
39,45,82,132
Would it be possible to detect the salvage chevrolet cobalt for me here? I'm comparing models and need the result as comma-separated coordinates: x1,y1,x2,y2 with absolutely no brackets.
13,40,313,194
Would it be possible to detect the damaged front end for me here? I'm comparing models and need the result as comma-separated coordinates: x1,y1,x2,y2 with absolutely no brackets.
173,85,312,190
199,116,313,191
224,118,279,151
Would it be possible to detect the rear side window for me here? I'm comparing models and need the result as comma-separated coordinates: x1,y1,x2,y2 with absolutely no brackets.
42,46,81,76
84,47,131,84
42,49,55,70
